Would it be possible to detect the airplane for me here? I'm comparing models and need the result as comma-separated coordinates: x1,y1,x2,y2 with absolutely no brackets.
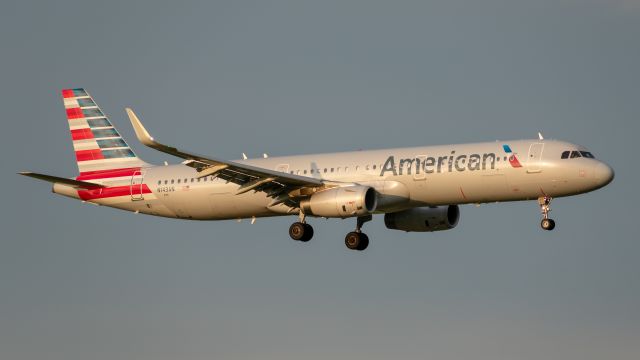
20,88,615,251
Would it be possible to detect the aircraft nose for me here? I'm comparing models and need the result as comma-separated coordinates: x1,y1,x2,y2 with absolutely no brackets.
594,162,614,187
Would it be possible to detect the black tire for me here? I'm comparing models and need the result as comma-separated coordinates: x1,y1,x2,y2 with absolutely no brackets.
300,223,314,242
541,218,556,231
547,219,556,230
345,232,361,250
289,222,306,240
357,233,369,251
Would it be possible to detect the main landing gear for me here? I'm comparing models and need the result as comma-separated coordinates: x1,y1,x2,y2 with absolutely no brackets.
288,213,372,251
538,196,556,231
289,212,313,242
344,215,372,251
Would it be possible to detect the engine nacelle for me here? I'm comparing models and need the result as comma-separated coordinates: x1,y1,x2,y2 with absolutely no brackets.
384,205,460,232
301,186,377,218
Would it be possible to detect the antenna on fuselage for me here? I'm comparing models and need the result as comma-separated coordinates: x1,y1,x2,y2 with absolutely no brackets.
263,153,269,158
242,153,248,160
538,132,544,140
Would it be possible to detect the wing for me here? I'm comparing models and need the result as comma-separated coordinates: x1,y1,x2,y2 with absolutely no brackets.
126,108,324,208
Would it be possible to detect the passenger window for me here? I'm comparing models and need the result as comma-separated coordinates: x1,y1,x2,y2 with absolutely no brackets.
197,178,201,182
171,179,174,184
372,164,376,170
331,168,334,173
191,178,194,183
157,180,161,185
570,151,581,158
304,170,307,174
496,157,500,162
580,151,595,159
177,179,181,184
204,177,208,181
324,168,327,173
164,180,168,185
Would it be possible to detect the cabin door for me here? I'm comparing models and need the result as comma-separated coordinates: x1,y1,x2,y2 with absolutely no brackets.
527,143,545,173
130,171,145,201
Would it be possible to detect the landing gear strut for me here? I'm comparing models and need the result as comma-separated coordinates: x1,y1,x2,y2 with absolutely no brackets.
345,215,371,251
289,212,313,242
538,196,556,231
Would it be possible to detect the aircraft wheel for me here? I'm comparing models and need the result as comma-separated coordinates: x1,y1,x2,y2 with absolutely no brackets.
345,232,369,251
541,218,556,231
357,233,369,251
300,223,314,242
289,222,310,241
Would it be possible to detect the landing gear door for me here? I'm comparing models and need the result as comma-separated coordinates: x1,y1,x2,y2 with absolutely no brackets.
131,170,145,201
527,143,544,173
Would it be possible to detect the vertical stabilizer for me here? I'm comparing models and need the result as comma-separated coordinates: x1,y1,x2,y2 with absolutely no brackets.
62,88,148,174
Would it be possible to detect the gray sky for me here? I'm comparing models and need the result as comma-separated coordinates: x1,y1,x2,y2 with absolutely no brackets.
1,1,639,359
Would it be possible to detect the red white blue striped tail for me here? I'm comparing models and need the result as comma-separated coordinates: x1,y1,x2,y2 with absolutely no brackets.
62,88,149,174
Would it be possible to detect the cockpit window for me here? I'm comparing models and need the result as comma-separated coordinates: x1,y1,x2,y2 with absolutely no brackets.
561,150,595,159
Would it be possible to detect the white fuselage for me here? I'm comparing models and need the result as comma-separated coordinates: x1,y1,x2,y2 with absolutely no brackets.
53,139,613,220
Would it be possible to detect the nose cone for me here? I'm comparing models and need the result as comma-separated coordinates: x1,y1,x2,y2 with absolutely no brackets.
594,162,615,187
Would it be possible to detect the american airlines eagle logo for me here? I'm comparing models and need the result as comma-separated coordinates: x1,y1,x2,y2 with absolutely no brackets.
502,144,522,168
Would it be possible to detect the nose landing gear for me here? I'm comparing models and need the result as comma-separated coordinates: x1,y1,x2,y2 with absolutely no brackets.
538,196,556,231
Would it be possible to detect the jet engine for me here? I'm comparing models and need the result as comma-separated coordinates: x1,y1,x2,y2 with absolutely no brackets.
384,205,460,232
300,186,377,218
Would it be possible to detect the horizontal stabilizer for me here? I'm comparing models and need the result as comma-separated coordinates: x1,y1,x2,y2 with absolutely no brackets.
19,172,106,189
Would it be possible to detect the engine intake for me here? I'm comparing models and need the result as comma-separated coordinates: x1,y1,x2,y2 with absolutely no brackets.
301,186,377,218
384,205,460,232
